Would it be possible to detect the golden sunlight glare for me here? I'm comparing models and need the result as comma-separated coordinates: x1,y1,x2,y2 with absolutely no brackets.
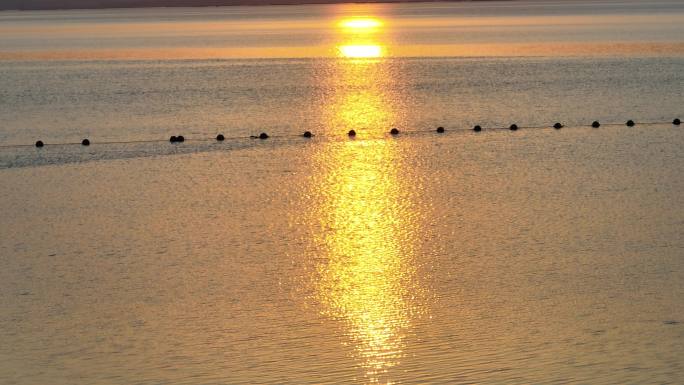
338,45,383,58
339,18,383,31
340,18,382,29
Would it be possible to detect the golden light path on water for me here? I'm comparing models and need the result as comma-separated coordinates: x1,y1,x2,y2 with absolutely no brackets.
303,16,429,384
312,139,417,383
338,45,384,59
339,18,383,31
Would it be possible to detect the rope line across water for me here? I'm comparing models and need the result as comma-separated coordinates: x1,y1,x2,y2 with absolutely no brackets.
1,118,680,150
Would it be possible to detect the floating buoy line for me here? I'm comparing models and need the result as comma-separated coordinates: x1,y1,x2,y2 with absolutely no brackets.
0,118,680,150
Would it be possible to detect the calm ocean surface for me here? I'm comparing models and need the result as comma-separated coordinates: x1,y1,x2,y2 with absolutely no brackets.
1,0,684,384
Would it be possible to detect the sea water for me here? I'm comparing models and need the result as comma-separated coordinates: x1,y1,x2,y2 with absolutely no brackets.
1,1,683,384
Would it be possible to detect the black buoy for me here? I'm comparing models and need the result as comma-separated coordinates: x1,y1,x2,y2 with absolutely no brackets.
473,125,482,132
509,124,518,131
170,136,177,143
35,140,44,148
177,135,185,142
390,128,399,135
553,122,563,129
303,131,313,138
673,118,681,125
216,134,225,141
626,120,635,127
81,139,90,146
592,121,600,128
348,129,356,137
259,132,268,139
436,126,445,133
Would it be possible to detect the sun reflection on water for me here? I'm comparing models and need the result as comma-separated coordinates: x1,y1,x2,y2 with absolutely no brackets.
339,18,383,31
323,48,397,132
302,15,427,384
311,138,421,383
338,44,384,58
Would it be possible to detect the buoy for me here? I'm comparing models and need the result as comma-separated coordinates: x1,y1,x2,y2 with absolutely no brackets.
509,124,518,131
170,136,177,143
626,120,635,127
592,121,600,128
259,132,268,139
303,131,313,138
81,139,90,146
348,129,356,137
35,140,44,148
390,128,399,135
436,126,445,133
674,118,681,125
473,125,482,132
177,135,185,142
553,123,563,129
216,134,225,141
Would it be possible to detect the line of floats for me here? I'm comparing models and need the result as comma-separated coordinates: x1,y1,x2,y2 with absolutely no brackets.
21,118,683,148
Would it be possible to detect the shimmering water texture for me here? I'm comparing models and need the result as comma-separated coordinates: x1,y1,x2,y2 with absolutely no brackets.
1,1,684,384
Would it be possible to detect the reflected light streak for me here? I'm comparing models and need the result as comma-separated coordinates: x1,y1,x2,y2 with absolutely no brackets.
308,23,424,382
339,18,383,31
333,90,391,129
338,44,384,58
320,58,396,132
314,139,418,384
